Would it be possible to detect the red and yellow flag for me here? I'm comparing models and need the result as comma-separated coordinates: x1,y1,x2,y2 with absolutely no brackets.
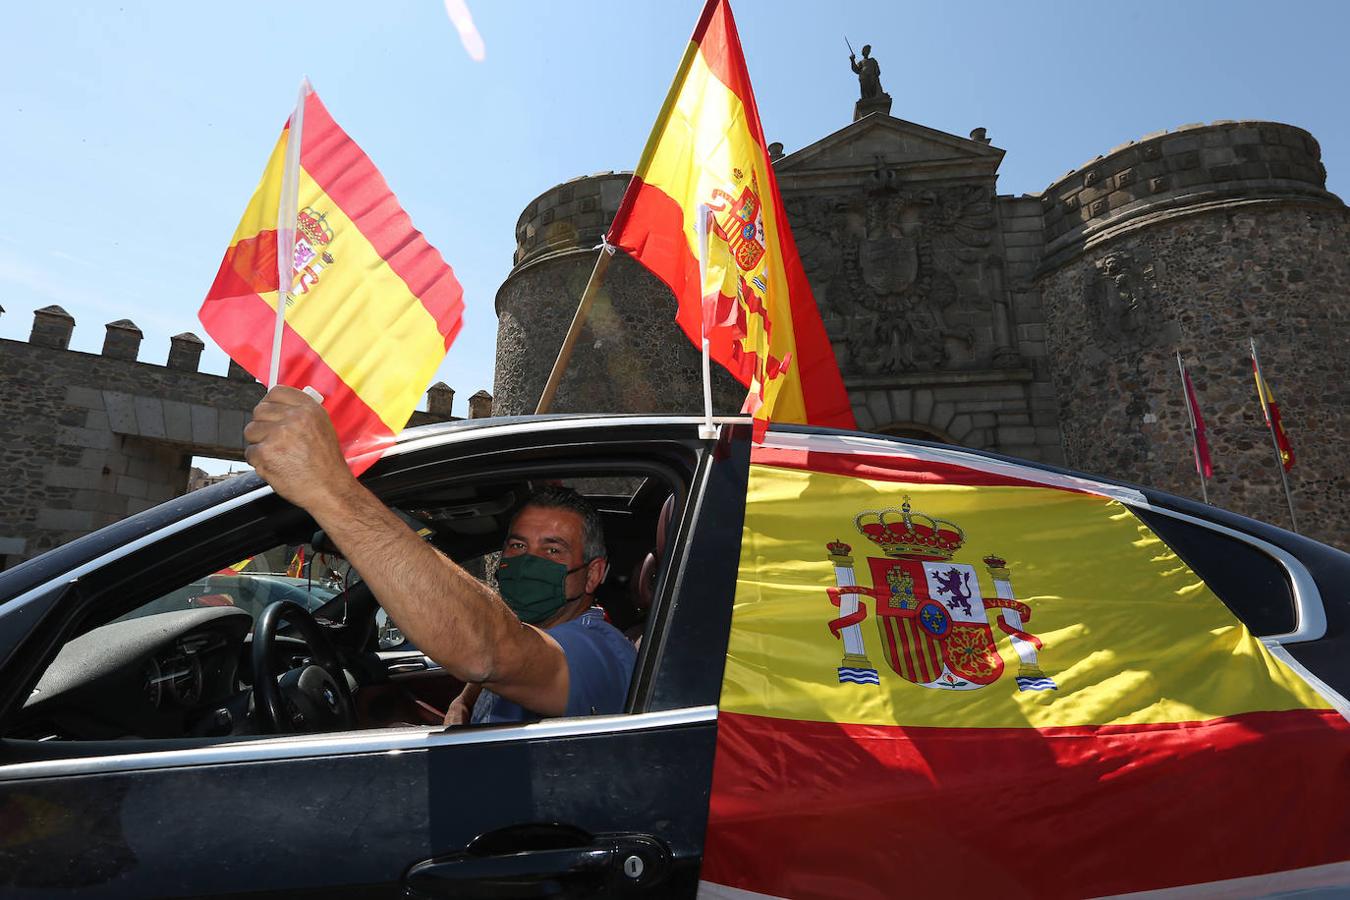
199,85,464,474
285,546,305,579
699,434,1349,898
212,556,253,577
606,0,854,438
1252,348,1296,471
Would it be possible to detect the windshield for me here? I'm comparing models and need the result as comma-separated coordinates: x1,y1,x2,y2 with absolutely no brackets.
116,542,349,626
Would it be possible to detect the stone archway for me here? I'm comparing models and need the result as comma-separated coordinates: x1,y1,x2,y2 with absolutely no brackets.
849,386,980,448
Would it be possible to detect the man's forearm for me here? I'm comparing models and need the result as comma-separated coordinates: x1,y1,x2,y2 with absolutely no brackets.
306,479,514,683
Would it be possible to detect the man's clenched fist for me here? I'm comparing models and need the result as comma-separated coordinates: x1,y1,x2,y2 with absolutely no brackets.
244,385,355,511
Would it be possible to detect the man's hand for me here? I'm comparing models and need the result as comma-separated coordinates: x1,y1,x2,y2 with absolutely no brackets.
244,385,355,511
443,683,482,727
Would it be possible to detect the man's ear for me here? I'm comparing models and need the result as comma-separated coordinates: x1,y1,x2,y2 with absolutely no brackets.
584,557,609,595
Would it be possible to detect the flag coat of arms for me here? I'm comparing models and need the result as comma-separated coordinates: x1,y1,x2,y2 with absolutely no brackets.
697,433,1350,899
606,0,854,437
199,84,464,474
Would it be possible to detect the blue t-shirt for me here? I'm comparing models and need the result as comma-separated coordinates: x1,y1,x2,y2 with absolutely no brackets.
471,607,637,724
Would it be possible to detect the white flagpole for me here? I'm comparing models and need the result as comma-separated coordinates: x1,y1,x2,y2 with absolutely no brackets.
1175,351,1209,504
1250,337,1299,533
696,204,716,440
269,76,310,389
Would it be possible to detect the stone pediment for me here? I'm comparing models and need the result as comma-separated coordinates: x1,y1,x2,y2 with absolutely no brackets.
775,114,1005,188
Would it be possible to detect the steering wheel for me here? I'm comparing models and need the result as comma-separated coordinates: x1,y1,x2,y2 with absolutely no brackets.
252,600,357,733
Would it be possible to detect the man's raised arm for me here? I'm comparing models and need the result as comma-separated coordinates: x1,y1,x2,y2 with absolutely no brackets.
242,386,572,715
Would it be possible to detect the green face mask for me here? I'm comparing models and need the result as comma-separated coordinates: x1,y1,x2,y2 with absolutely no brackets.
496,554,587,625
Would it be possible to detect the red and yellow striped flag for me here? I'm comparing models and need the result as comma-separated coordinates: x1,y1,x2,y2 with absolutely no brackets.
699,435,1350,898
606,0,854,438
199,85,463,474
1253,351,1296,471
285,546,305,579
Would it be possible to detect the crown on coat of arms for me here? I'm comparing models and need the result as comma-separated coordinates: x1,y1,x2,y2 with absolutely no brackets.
853,496,965,561
297,207,333,246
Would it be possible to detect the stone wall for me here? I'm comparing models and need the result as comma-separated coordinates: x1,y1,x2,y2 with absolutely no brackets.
0,308,467,568
1037,122,1348,549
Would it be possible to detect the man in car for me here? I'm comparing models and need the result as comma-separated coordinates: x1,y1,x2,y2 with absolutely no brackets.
243,385,636,724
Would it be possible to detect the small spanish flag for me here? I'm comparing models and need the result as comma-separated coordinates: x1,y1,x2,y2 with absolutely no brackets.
199,83,464,474
606,0,854,439
285,547,305,579
213,557,252,577
1251,341,1295,471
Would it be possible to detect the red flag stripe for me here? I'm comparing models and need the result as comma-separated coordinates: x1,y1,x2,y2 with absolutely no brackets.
198,291,395,475
701,709,1350,899
750,445,1097,493
296,94,465,349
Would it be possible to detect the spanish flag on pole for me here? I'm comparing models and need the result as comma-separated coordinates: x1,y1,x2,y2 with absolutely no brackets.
199,82,464,475
606,0,854,438
1252,341,1296,471
699,435,1350,898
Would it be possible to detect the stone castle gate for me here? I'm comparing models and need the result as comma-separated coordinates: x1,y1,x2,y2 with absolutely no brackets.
493,113,1348,549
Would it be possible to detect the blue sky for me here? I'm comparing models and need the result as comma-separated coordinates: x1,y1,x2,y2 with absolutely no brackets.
3,1,1346,472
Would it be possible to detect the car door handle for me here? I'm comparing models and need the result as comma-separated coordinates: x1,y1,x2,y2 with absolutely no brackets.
404,824,670,898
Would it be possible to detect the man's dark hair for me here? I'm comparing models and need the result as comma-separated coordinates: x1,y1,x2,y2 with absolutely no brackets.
518,485,607,562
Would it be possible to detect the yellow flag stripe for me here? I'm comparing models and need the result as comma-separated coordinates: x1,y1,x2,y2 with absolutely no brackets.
637,49,808,423
722,463,1328,730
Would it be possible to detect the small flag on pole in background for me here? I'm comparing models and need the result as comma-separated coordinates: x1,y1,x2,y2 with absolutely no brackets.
1251,343,1295,471
606,0,855,439
199,82,464,475
1176,353,1213,482
285,547,305,579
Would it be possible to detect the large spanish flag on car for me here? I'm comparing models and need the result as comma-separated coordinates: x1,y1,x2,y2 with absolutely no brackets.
699,434,1350,899
606,0,854,438
199,84,463,474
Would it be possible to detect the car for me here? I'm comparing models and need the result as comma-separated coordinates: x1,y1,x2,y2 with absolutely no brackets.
0,415,1346,899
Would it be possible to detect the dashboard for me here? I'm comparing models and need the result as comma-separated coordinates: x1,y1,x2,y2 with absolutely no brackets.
14,608,260,741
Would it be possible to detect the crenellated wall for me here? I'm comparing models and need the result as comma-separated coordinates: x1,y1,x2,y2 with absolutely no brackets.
0,307,475,568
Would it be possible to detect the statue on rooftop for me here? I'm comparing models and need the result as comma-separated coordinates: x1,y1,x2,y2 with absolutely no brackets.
849,44,883,100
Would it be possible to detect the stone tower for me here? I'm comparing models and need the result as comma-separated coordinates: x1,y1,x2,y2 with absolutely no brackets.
493,173,743,416
1037,121,1348,543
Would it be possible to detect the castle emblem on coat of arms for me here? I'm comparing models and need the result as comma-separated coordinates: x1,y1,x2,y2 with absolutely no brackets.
824,497,1056,692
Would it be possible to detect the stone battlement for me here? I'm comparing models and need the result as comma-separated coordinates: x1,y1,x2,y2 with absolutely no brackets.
513,171,632,268
0,304,488,568
1039,120,1340,268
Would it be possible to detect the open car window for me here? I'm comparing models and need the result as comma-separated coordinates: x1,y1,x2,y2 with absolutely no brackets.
4,440,694,748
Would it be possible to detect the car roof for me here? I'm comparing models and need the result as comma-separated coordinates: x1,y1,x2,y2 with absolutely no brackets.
2,413,1326,602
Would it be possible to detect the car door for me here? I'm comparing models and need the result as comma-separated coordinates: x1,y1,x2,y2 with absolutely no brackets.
696,428,1350,899
0,419,752,899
